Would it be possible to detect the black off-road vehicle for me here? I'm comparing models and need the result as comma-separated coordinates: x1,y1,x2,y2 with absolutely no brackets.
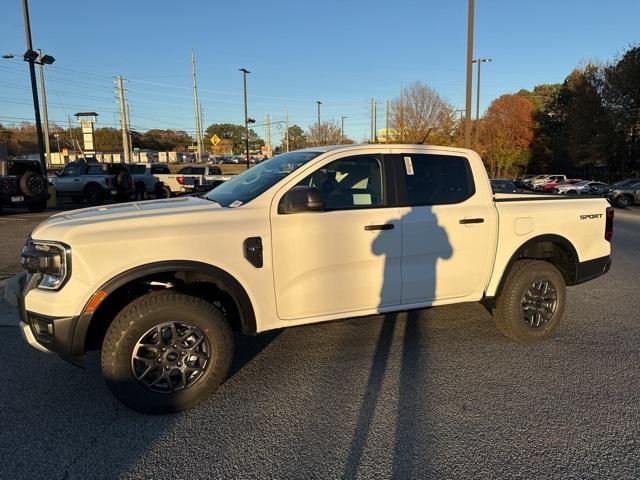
0,158,49,214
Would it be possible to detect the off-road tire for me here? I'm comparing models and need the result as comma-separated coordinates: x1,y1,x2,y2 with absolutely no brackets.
101,291,233,414
155,185,172,199
85,185,104,206
494,259,566,343
115,171,133,192
19,171,47,197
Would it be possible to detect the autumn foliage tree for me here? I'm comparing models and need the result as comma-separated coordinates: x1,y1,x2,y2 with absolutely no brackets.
478,94,535,178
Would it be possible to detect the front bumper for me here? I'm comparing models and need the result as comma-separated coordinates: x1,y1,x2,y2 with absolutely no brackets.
12,272,82,365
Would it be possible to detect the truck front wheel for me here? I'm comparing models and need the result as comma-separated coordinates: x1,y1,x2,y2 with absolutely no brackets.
493,259,566,343
101,291,233,414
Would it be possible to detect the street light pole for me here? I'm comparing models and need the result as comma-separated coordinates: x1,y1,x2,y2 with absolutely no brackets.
316,101,322,127
21,0,46,173
37,49,51,168
464,0,475,149
473,58,492,145
239,68,251,169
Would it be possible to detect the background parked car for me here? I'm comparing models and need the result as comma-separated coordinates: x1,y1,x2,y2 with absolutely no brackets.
0,158,49,213
124,163,166,200
555,180,607,195
129,162,197,197
542,178,582,192
531,174,567,190
177,165,236,190
490,179,519,194
51,161,134,205
514,174,538,189
608,180,640,207
581,183,613,196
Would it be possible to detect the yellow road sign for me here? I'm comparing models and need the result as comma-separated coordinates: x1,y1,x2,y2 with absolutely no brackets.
211,134,221,146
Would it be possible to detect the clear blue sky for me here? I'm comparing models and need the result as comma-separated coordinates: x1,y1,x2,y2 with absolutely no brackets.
1,0,638,143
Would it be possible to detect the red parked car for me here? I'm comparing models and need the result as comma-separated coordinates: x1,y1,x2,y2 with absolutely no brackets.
542,178,582,192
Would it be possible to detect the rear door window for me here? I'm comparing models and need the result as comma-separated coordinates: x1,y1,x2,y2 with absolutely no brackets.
86,164,106,175
398,154,475,205
151,165,170,174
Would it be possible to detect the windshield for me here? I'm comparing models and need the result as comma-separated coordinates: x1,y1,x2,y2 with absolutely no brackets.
205,150,322,207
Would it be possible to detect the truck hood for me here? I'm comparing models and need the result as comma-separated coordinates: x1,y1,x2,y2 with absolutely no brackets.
32,196,220,238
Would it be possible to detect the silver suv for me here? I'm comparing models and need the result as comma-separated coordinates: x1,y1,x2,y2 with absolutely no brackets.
51,161,134,205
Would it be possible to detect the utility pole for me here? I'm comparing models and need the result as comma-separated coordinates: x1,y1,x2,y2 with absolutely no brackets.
67,114,74,150
399,85,404,142
473,58,492,145
199,101,205,160
373,100,377,143
385,100,389,143
191,49,203,162
239,68,251,169
341,116,347,143
370,98,375,142
21,0,46,173
265,114,271,158
126,103,133,160
284,108,289,152
116,75,130,163
464,0,475,148
36,49,51,167
315,100,322,144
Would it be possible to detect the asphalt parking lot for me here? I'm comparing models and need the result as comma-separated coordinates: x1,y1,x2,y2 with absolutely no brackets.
1,205,639,479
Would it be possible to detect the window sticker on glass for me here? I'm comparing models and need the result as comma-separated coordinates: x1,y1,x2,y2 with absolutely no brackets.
229,200,243,208
404,156,414,175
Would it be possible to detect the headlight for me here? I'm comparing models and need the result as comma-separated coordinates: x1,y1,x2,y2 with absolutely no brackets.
21,239,71,290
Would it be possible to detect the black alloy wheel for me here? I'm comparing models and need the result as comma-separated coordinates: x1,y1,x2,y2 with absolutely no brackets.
131,321,210,394
521,279,558,328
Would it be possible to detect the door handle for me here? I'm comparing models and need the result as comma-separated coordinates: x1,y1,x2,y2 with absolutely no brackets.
459,218,484,224
365,224,394,231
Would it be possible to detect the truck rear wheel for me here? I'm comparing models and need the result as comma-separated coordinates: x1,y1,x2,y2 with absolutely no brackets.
85,185,104,206
101,291,233,414
494,259,566,343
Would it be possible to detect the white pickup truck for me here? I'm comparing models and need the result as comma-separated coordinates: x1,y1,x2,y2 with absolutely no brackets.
11,144,613,413
131,162,198,197
176,164,236,191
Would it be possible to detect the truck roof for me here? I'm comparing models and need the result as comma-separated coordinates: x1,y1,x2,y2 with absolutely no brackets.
296,144,477,155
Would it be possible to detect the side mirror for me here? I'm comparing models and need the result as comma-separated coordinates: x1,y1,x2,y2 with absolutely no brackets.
278,186,323,214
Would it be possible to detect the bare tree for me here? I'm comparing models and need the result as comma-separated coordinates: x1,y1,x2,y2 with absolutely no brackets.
388,81,455,143
306,120,354,146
